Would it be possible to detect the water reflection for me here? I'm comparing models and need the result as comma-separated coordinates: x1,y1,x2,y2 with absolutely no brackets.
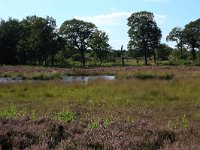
0,76,115,84
62,75,115,83
0,77,23,83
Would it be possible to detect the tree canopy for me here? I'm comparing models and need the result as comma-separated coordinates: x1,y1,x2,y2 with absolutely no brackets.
88,30,111,63
166,27,184,59
127,11,162,65
1,14,200,67
0,18,20,64
183,18,200,60
60,19,96,66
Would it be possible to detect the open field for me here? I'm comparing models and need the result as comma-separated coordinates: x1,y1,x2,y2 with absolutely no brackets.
1,66,200,149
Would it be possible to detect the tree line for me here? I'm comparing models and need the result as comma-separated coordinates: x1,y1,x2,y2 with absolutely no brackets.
0,16,111,66
0,11,200,67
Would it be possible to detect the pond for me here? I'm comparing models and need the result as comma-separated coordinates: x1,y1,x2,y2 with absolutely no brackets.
0,75,116,84
0,77,23,84
63,75,115,83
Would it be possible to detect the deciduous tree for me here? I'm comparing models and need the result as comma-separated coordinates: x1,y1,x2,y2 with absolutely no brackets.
183,18,200,60
60,19,96,66
0,18,20,64
88,30,111,63
17,16,58,65
127,11,162,65
166,27,184,59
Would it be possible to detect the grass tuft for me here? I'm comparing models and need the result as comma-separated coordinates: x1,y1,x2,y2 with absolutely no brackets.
54,110,76,122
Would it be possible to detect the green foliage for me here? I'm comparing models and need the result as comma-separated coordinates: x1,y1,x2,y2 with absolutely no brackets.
0,107,18,118
0,107,27,118
135,73,173,80
31,72,62,80
167,59,192,66
31,110,37,120
183,18,200,60
87,117,112,129
127,11,162,65
88,120,100,129
167,120,176,130
127,116,134,123
181,115,190,128
55,110,76,122
171,48,190,60
103,116,113,128
166,27,184,59
1,15,200,67
167,115,190,129
60,19,96,66
88,30,111,63
155,44,173,61
0,16,62,66
18,16,59,65
0,18,20,64
1,68,200,126
117,71,174,80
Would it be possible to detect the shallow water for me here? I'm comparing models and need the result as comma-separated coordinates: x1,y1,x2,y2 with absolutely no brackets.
0,75,115,84
0,77,23,83
62,75,115,83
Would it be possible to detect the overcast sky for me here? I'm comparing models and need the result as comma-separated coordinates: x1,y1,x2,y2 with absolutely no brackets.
0,0,199,49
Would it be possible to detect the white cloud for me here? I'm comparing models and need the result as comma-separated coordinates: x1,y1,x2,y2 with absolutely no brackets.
75,12,167,27
75,12,167,49
75,12,131,27
154,14,167,25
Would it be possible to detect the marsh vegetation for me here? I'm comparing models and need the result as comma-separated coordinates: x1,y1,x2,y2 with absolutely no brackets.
1,66,200,149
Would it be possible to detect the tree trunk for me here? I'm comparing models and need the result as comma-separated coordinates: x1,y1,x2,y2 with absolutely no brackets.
153,50,157,65
121,45,125,66
51,54,54,66
144,48,148,66
22,51,27,65
191,47,196,60
180,45,183,59
81,50,85,67
99,55,102,65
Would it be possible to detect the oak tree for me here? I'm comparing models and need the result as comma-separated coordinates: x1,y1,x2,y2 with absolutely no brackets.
60,19,96,66
183,18,200,60
88,30,111,63
127,11,162,65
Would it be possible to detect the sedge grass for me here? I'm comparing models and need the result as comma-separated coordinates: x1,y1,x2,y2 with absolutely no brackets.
1,69,200,122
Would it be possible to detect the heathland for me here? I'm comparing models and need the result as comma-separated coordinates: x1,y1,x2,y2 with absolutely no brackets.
1,65,200,149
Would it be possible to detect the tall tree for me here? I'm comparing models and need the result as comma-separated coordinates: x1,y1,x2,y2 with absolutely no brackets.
88,30,111,63
166,27,184,59
183,18,200,60
17,16,57,65
0,18,20,64
60,19,96,66
127,11,162,65
17,19,31,65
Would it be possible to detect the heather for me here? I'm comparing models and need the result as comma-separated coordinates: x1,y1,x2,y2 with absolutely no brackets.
1,66,200,149
1,117,200,150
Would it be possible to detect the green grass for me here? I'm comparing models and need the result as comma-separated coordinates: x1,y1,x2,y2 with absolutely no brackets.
54,110,76,122
116,71,174,80
1,69,200,123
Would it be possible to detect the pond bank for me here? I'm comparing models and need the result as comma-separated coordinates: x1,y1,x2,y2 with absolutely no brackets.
2,65,200,76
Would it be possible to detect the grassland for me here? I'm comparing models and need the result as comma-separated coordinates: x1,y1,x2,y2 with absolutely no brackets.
1,66,200,149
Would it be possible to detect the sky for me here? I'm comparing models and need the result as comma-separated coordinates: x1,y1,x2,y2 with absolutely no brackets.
0,0,200,49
